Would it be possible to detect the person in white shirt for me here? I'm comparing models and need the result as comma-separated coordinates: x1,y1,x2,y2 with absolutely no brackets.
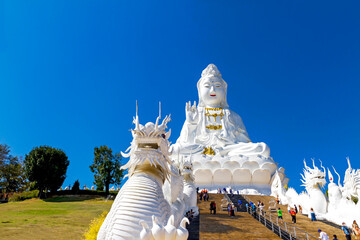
318,229,329,240
259,202,265,215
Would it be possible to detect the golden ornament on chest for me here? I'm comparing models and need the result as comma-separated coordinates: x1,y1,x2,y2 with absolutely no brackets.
202,146,215,155
205,107,224,121
205,125,223,130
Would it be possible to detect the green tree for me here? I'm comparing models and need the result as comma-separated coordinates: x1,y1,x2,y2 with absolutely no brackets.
72,179,80,194
89,145,123,195
0,144,28,193
0,144,9,170
24,146,69,198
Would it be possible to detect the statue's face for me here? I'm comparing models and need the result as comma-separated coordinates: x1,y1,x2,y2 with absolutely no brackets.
199,76,225,107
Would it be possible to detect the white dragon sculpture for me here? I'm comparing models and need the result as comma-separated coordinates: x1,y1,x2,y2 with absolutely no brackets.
300,159,328,214
180,157,199,216
97,104,189,240
342,157,360,200
326,167,343,212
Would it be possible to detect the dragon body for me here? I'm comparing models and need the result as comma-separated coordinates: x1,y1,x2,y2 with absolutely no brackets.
98,109,189,240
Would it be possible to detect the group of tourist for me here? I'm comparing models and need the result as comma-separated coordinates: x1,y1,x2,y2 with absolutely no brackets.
341,220,360,240
196,188,360,240
310,219,360,240
199,189,209,201
245,201,258,217
247,200,267,217
217,187,228,194
216,187,241,196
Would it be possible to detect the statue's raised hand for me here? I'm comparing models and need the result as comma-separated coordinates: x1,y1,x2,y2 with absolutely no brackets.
185,101,198,124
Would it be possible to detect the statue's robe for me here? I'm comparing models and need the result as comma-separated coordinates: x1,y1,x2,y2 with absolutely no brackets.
174,107,270,157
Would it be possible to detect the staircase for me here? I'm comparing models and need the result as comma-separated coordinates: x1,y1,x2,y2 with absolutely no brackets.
227,194,309,240
240,194,347,240
195,193,280,239
187,213,199,240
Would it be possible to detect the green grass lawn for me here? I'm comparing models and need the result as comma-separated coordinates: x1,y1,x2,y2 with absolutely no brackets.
0,196,113,240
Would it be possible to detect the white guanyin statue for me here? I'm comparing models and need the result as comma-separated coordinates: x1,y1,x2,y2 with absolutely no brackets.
171,64,288,194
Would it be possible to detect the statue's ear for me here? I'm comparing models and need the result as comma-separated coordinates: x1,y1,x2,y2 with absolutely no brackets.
165,129,171,139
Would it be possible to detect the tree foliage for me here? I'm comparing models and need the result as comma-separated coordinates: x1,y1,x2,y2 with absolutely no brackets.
24,146,69,198
0,144,28,193
89,145,123,195
72,179,80,193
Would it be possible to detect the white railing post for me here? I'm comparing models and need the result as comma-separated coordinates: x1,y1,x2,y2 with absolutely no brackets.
293,226,296,238
279,225,281,238
272,222,274,231
285,222,287,232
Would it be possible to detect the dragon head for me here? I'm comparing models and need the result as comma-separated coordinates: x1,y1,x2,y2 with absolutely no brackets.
121,102,172,181
300,159,326,190
179,156,194,182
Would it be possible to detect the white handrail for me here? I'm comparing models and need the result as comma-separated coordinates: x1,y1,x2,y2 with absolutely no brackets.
229,194,318,240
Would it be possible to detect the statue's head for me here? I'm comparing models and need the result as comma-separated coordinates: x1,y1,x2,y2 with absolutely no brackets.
197,64,229,108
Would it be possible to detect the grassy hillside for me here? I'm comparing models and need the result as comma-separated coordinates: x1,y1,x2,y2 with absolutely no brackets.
0,196,113,240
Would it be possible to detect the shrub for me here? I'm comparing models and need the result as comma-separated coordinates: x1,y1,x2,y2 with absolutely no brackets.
72,180,80,193
9,190,39,202
83,211,108,240
49,189,117,197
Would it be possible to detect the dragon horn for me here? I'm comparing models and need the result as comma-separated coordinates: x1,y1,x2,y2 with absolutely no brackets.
332,166,342,187
303,159,310,171
346,157,352,170
311,158,316,169
159,101,161,119
154,116,160,130
319,159,326,178
154,101,161,130
134,100,140,130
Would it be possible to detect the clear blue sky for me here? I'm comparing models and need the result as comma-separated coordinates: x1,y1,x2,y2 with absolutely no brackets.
1,1,360,193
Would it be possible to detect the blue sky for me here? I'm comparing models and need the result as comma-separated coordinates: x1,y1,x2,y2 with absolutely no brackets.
1,1,360,193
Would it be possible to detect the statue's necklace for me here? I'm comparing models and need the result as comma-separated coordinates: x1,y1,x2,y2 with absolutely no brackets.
205,107,224,121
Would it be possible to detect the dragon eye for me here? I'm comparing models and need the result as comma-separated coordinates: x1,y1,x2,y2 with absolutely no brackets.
162,134,166,139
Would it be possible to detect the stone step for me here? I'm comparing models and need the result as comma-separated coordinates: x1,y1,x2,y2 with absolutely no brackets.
244,194,347,240
194,193,280,239
187,213,199,240
227,193,300,240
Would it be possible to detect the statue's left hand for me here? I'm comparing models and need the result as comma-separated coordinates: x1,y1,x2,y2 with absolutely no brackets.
185,101,199,124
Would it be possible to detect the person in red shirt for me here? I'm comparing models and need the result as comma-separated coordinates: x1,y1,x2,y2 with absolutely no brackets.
290,208,296,224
